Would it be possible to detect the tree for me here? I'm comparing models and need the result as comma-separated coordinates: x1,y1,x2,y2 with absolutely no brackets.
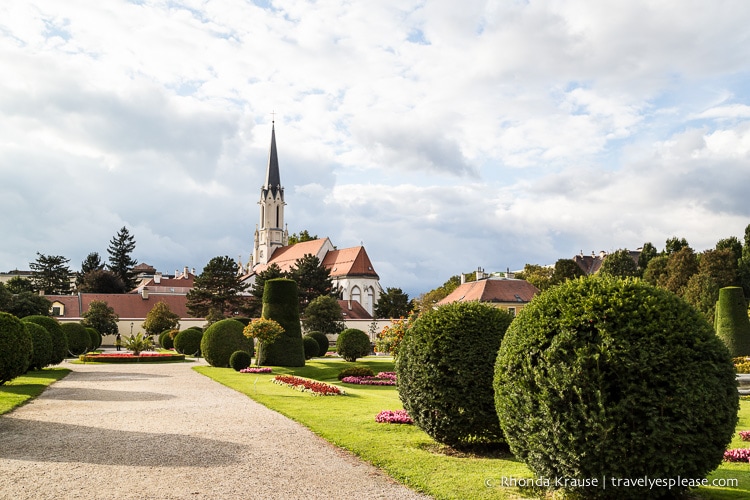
682,273,720,324
662,247,699,295
78,269,126,293
301,295,345,335
5,277,34,294
515,264,553,291
549,259,585,286
637,242,659,273
76,252,105,287
738,224,750,298
643,255,669,286
186,256,249,319
665,236,690,255
599,249,639,278
716,237,743,262
699,248,738,289
288,230,318,245
374,287,411,318
414,275,461,314
248,263,284,317
6,292,52,318
30,253,72,295
107,226,138,291
288,254,335,311
142,301,180,336
81,300,120,336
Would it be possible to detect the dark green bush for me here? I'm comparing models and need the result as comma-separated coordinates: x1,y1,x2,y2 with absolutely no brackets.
306,331,329,356
23,315,67,364
302,335,319,360
200,319,252,368
173,328,205,356
1,312,33,384
494,276,739,499
336,328,371,362
337,366,374,380
86,327,102,351
396,302,513,449
715,286,750,356
229,350,252,371
61,322,92,356
25,321,53,370
159,329,175,349
258,279,305,367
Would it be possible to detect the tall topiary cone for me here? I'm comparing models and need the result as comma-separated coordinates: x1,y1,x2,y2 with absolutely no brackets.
258,278,305,367
715,286,750,356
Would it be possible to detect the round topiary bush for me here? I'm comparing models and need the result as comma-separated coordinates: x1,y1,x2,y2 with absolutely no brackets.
396,301,513,449
25,321,53,371
306,331,329,356
715,286,750,357
1,312,33,384
61,322,92,356
494,276,739,499
23,315,67,365
336,328,371,362
200,319,252,368
173,328,205,356
258,278,305,367
229,350,252,371
86,327,102,351
159,329,175,349
303,335,319,360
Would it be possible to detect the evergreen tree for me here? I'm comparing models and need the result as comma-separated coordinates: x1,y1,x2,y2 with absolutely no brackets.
79,269,127,293
186,256,249,319
288,254,335,311
738,224,750,298
248,263,284,317
374,287,411,318
599,249,639,278
30,253,72,295
77,252,105,287
637,242,659,273
665,236,690,255
302,295,345,334
549,259,585,286
107,227,138,291
288,230,318,245
662,247,699,295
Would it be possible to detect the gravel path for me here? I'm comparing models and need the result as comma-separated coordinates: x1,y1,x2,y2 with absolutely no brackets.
0,358,430,499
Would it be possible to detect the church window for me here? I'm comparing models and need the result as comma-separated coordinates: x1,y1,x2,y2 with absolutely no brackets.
276,206,279,227
351,286,361,304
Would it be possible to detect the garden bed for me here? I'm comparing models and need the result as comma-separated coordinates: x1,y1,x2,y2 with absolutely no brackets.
78,352,186,363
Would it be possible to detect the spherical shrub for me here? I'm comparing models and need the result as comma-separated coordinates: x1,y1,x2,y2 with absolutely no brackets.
1,312,33,384
336,328,371,362
396,301,513,449
229,350,252,371
86,328,102,351
303,335,319,360
306,331,329,356
23,315,67,364
173,328,204,356
61,322,92,356
25,321,53,370
200,319,252,368
494,276,739,499
337,366,374,380
159,329,175,349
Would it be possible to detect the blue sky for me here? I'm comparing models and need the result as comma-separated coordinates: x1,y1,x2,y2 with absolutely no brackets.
1,0,750,298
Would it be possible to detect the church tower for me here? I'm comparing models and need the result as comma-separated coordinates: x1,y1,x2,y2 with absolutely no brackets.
252,122,288,267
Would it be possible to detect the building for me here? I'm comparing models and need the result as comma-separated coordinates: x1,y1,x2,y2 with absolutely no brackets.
240,122,383,316
437,270,539,316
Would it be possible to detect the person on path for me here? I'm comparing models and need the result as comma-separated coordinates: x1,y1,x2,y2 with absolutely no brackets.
115,333,122,351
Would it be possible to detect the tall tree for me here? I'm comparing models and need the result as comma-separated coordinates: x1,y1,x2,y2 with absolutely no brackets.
665,237,690,255
5,277,35,294
738,224,750,298
716,237,743,262
186,256,249,319
643,255,669,286
288,254,335,311
374,287,412,318
515,264,553,291
248,263,284,317
301,295,345,335
77,252,105,287
142,301,180,336
637,242,659,274
550,259,585,286
662,247,699,295
599,249,639,278
81,300,120,336
0,281,50,317
78,269,127,293
30,253,72,295
699,248,738,289
288,230,318,245
107,227,138,291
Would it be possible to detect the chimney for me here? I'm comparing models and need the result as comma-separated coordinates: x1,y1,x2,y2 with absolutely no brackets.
183,266,189,278
460,274,466,284
154,273,161,284
141,287,149,300
191,268,195,275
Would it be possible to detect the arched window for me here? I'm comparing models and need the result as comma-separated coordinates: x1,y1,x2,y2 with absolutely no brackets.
261,206,265,228
351,286,361,305
276,206,279,227
366,287,374,314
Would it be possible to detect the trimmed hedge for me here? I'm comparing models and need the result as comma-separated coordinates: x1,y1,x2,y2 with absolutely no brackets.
159,329,176,349
258,279,305,367
306,331,329,356
336,328,371,362
61,322,92,356
396,301,513,448
200,319,252,368
25,321,53,370
715,286,750,356
86,327,102,351
1,312,33,384
303,335,319,360
229,350,252,371
23,315,67,365
494,276,739,499
173,328,204,356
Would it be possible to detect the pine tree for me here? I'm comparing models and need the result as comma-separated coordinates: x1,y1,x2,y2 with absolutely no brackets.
186,256,249,319
30,253,72,295
288,254,336,311
107,227,137,291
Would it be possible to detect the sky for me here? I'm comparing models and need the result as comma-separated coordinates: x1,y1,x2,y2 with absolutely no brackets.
2,0,750,298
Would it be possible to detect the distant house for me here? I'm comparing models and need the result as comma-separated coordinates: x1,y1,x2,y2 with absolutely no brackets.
573,249,642,275
436,276,539,316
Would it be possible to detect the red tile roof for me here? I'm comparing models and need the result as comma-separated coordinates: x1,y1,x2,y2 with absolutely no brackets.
437,279,539,305
252,238,333,275
47,293,194,319
322,246,379,278
338,299,372,320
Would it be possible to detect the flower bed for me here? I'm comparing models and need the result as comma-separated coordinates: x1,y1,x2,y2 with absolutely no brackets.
376,409,412,424
240,367,273,373
341,371,397,386
272,374,344,396
740,430,750,441
724,448,750,462
79,352,185,363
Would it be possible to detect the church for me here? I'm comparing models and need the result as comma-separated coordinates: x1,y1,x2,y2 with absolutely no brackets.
239,123,383,317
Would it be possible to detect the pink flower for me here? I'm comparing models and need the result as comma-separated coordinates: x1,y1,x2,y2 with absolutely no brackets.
376,410,412,424
724,448,750,462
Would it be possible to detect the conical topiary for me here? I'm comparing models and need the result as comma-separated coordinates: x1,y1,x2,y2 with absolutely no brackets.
257,278,305,367
715,286,750,357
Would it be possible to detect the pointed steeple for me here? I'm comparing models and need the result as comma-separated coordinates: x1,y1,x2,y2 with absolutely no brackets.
263,121,282,199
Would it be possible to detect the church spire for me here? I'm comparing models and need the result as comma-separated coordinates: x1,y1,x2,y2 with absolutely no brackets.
263,121,282,198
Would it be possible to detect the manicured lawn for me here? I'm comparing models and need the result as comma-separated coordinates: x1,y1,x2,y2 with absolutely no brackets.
0,368,70,415
197,358,750,500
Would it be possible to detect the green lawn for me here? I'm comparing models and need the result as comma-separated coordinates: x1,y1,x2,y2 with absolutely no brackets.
0,368,70,415
196,357,750,500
